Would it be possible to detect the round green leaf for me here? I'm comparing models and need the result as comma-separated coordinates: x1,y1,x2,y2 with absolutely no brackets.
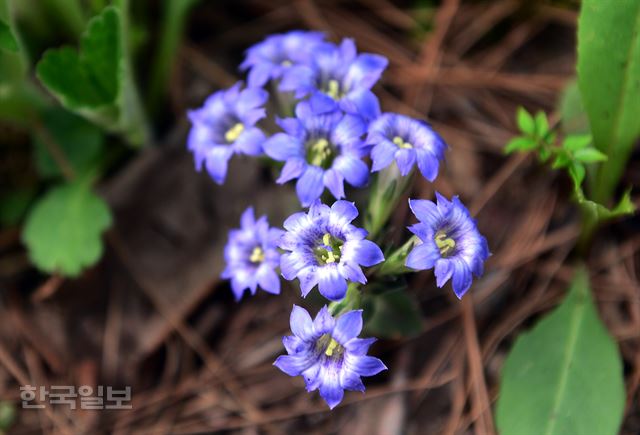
23,182,112,277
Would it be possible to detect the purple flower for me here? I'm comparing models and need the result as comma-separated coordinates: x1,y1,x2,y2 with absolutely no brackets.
221,207,284,301
368,113,447,181
279,200,384,301
280,38,387,121
263,101,370,206
240,30,326,88
187,82,268,184
405,193,489,299
274,305,387,409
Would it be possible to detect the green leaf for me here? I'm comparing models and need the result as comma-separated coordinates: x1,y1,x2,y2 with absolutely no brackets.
33,108,104,179
364,288,423,338
578,0,640,204
534,111,549,137
516,106,535,135
568,161,586,186
496,267,625,435
562,134,591,152
551,151,571,169
559,81,590,135
0,18,18,52
23,182,112,276
573,148,608,164
575,185,635,222
36,7,120,108
504,136,537,154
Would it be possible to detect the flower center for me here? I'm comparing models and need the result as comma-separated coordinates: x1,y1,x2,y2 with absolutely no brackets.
316,333,345,360
249,246,265,263
393,136,413,149
281,59,292,67
314,233,343,265
324,79,343,100
306,138,335,169
225,122,245,143
435,230,456,257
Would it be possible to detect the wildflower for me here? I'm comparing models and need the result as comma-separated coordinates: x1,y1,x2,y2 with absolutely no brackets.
274,305,387,409
279,200,384,301
368,113,447,181
187,82,268,184
406,193,489,298
263,102,370,206
222,207,284,301
240,30,326,88
280,38,387,120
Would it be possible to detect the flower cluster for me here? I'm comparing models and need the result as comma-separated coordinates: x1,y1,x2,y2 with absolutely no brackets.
190,30,489,409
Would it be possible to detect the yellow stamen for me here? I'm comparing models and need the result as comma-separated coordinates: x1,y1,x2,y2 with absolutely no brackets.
249,246,264,263
281,60,292,67
393,136,413,149
310,138,332,166
323,233,331,246
225,123,244,143
325,338,340,356
435,231,456,257
326,79,341,99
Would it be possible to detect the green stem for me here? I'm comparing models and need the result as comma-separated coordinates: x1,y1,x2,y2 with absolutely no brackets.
375,235,419,277
365,164,414,240
329,283,361,316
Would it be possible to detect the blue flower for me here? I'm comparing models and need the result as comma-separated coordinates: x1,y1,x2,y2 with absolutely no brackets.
274,305,387,409
279,200,384,301
240,30,326,88
221,207,284,301
405,193,489,299
368,113,447,181
187,82,268,184
263,101,370,206
279,38,387,121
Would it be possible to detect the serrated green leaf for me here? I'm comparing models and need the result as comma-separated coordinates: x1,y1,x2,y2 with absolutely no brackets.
504,136,537,154
534,111,549,137
562,134,592,152
0,18,18,52
36,8,120,108
559,81,590,135
516,106,535,135
578,0,640,204
33,108,104,179
364,288,422,338
23,182,112,276
573,147,608,164
496,267,625,435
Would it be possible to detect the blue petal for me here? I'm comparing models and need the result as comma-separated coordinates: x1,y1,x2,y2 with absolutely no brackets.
296,166,325,206
323,169,345,199
234,127,265,156
279,65,315,96
338,261,367,284
330,200,359,223
405,242,440,271
274,354,313,377
276,117,305,138
333,310,363,344
290,305,314,340
407,222,433,242
415,148,440,181
313,306,335,335
344,337,377,355
277,158,307,184
349,239,385,267
309,92,338,114
205,146,234,184
409,199,441,226
317,266,348,301
240,206,255,228
236,87,268,115
434,258,454,288
395,148,416,176
257,264,280,294
280,252,307,280
451,260,472,299
340,370,365,392
334,155,369,187
319,371,344,410
344,53,388,90
370,141,397,172
282,211,309,232
299,266,320,297
331,114,366,147
340,89,381,120
283,335,305,354
263,133,303,161
247,63,273,88
346,355,387,377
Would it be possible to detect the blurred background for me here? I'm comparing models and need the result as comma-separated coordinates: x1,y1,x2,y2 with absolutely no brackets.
1,0,639,433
